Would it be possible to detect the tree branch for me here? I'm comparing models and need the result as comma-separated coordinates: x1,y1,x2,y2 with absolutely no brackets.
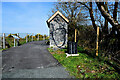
89,2,97,32
79,2,90,10
96,2,118,27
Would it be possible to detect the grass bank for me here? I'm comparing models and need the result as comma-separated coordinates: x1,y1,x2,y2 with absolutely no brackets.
48,48,120,79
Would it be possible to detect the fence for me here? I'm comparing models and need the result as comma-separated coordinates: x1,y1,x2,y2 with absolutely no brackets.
0,33,49,49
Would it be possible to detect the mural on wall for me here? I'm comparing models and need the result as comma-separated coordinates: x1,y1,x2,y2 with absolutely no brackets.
50,15,67,48
47,11,69,48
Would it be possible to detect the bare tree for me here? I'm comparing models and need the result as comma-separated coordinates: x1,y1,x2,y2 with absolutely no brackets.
96,2,120,35
51,1,88,41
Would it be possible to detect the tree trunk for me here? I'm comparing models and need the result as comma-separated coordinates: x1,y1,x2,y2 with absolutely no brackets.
89,2,97,32
113,2,118,22
89,2,102,40
104,2,108,34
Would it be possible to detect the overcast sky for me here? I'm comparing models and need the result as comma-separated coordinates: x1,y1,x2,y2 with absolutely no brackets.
2,2,55,35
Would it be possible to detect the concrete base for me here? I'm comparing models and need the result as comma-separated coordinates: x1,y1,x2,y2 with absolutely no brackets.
65,53,79,58
49,45,66,48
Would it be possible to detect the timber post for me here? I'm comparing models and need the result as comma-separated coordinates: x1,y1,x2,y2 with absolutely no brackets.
96,26,99,56
38,34,39,41
75,29,77,42
26,33,28,43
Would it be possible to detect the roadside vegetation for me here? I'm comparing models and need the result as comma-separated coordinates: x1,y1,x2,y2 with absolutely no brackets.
0,49,2,51
1,33,49,50
48,47,120,79
49,1,120,78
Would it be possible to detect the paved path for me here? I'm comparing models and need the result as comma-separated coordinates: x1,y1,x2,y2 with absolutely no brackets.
2,41,72,78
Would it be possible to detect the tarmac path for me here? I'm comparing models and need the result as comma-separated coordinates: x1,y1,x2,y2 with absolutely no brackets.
2,41,72,78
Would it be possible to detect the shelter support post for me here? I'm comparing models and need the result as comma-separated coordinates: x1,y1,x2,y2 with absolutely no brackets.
14,38,15,47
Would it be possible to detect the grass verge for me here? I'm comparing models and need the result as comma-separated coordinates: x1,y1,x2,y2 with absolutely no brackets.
0,48,8,51
48,48,120,79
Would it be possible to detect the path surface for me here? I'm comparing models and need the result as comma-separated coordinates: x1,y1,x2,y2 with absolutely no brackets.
2,41,72,78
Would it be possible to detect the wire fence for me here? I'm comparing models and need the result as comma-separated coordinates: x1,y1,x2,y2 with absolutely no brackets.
0,33,49,49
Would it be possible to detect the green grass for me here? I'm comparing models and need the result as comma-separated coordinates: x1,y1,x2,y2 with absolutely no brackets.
48,48,120,79
0,48,8,51
19,39,26,45
0,49,2,51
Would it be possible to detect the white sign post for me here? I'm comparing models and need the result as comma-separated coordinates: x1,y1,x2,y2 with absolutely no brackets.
11,35,20,47
32,33,33,41
16,33,19,46
3,33,5,49
14,38,15,47
38,34,39,41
